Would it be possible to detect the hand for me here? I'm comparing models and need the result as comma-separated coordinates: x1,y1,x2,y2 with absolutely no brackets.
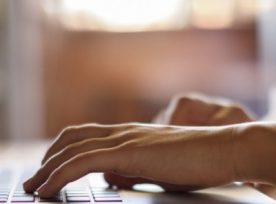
153,93,254,126
23,123,238,197
105,93,255,190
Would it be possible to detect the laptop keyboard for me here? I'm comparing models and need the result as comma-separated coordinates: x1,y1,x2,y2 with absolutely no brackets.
0,169,123,203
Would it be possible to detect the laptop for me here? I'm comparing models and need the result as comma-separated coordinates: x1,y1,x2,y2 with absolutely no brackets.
0,143,275,204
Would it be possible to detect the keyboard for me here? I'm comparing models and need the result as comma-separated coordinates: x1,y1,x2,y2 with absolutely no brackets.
0,169,124,203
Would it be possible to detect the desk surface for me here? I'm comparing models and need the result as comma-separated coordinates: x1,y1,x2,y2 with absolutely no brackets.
0,141,276,204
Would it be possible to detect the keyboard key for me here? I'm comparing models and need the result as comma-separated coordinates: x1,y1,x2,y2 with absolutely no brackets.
66,196,91,202
93,203,123,204
91,188,114,192
94,197,122,202
11,196,35,202
0,198,8,203
92,192,119,196
13,190,26,194
66,190,89,194
66,193,90,197
39,196,63,203
94,195,121,198
0,188,11,191
13,193,33,197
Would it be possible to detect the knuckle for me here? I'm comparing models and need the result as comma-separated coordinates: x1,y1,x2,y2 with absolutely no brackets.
122,122,141,130
73,152,87,164
88,123,125,136
112,123,143,137
168,95,192,120
59,126,78,140
60,143,77,156
229,105,244,115
82,123,106,130
61,139,91,159
119,140,140,150
58,124,95,143
175,95,191,107
87,122,100,126
212,103,223,110
62,126,79,134
123,128,148,140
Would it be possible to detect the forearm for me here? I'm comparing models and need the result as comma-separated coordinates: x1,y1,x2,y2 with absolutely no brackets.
174,122,276,187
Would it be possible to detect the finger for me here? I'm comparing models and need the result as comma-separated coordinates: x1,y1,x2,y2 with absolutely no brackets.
41,124,114,164
104,172,204,192
170,97,219,126
24,136,125,193
104,172,149,188
37,148,123,198
211,106,253,125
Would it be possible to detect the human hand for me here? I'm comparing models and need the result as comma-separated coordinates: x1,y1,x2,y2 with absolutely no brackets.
105,93,255,190
23,123,238,197
153,93,254,126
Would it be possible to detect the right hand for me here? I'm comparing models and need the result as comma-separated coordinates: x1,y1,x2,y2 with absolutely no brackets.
153,93,254,126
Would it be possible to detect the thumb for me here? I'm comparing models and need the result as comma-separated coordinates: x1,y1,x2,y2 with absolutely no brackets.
104,172,147,189
104,172,204,192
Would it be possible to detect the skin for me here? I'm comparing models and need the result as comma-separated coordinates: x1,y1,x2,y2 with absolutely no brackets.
105,93,255,189
23,94,276,198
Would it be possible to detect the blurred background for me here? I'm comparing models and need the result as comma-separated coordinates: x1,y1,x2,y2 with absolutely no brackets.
0,0,276,140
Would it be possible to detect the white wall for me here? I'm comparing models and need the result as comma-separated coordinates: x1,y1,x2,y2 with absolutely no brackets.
258,0,276,117
7,0,45,140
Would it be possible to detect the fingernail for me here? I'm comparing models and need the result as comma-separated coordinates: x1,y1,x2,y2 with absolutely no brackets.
41,159,46,165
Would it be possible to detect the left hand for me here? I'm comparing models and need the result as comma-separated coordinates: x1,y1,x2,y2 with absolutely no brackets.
23,123,239,197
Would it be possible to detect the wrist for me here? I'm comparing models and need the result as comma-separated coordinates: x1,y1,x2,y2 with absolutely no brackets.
232,122,276,184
